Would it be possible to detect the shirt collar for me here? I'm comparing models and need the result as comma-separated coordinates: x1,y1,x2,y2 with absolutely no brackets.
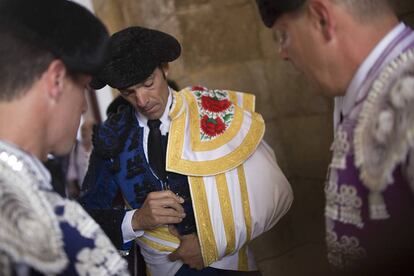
334,22,406,128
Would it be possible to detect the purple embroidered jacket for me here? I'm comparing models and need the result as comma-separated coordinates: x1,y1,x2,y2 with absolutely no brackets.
326,24,414,272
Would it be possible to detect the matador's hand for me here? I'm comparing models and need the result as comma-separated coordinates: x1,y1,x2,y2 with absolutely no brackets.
168,226,204,270
131,191,185,231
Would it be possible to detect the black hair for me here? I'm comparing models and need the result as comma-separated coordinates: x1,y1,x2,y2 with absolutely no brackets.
0,0,109,101
167,79,180,91
106,96,131,117
0,23,55,100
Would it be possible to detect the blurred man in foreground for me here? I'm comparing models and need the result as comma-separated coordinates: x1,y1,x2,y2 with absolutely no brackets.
0,0,128,274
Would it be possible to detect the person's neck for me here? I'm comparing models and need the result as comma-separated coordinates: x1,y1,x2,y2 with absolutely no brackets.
0,92,48,160
334,14,399,95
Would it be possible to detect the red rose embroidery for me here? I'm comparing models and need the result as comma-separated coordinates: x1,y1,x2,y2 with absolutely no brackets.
201,96,231,112
192,85,206,91
201,115,226,137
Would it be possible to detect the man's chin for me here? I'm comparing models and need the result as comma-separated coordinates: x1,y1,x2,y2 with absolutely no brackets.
145,112,162,120
304,79,340,98
318,85,345,98
50,143,75,158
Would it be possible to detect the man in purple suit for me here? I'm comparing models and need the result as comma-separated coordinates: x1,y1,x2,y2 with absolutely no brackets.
255,0,414,275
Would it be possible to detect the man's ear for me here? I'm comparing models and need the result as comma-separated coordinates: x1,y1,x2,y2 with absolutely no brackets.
308,0,335,41
44,59,67,100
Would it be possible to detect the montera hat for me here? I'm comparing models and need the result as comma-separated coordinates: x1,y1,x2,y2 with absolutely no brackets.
0,0,109,75
256,0,306,28
91,26,181,90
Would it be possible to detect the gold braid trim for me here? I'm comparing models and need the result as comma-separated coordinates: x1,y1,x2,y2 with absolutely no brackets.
215,173,236,255
188,176,219,265
237,164,252,270
167,107,264,176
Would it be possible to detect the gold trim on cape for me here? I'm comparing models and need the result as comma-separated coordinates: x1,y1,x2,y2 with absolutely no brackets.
166,90,264,176
188,176,219,265
215,173,236,255
237,164,252,270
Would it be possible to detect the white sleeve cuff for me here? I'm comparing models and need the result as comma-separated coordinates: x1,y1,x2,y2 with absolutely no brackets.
122,210,144,243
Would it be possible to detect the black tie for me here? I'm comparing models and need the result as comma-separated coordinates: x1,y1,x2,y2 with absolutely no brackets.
147,119,166,181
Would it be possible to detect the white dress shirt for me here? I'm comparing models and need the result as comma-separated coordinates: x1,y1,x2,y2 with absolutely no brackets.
121,89,173,242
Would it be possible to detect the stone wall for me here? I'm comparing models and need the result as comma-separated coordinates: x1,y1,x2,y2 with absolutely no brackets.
91,0,414,275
